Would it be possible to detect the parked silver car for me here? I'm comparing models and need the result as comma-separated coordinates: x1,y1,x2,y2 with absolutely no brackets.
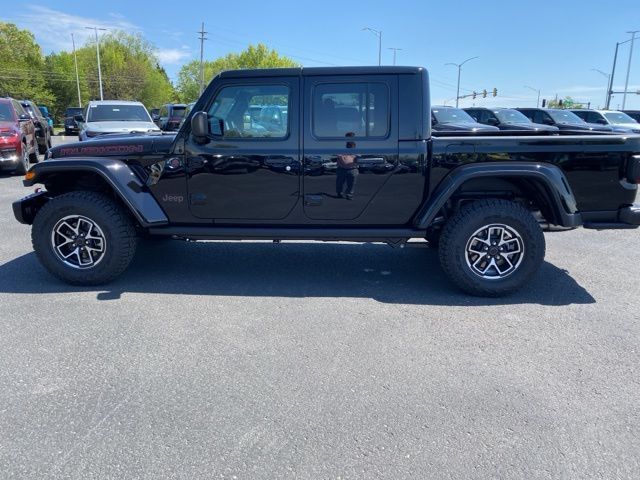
78,100,160,141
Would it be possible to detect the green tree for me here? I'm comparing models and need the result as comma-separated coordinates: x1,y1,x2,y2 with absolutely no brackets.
44,31,176,120
176,44,299,102
548,96,584,109
0,22,53,103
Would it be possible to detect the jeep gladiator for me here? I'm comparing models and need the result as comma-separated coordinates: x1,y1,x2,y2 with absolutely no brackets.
12,67,640,295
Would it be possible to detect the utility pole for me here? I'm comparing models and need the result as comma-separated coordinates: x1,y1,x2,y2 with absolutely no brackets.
198,22,208,96
606,42,620,109
71,33,82,107
591,69,611,109
445,56,479,108
524,85,540,107
362,27,382,66
85,26,107,100
622,30,639,109
388,47,402,66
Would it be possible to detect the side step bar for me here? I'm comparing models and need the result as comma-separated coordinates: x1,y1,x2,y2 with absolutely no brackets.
147,226,427,242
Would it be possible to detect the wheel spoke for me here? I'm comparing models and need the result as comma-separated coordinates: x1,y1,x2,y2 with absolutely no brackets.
51,215,107,270
465,223,524,280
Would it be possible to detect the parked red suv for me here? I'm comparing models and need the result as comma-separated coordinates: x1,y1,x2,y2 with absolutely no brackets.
0,98,38,174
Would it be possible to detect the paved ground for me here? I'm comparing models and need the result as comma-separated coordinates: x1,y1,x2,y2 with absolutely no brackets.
0,136,639,479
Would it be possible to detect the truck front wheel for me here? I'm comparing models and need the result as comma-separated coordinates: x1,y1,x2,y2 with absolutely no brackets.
438,199,545,296
32,191,138,285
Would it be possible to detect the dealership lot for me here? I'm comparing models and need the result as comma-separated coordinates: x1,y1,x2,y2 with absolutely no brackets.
0,136,639,478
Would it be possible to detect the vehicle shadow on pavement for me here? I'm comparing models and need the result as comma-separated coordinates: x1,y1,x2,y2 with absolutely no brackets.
0,241,595,306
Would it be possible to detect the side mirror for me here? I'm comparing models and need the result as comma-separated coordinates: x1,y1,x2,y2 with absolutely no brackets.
486,117,499,126
19,114,30,122
597,118,608,125
74,114,84,122
191,111,211,137
543,117,555,125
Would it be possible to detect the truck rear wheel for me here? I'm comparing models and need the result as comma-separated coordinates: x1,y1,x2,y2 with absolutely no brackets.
438,199,545,296
32,191,138,285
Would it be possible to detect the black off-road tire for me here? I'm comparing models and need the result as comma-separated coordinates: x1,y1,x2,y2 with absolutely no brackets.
438,199,545,296
32,191,138,285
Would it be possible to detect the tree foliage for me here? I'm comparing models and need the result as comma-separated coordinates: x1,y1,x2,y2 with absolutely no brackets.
0,24,299,123
0,22,53,103
548,96,584,109
43,31,176,120
176,44,299,102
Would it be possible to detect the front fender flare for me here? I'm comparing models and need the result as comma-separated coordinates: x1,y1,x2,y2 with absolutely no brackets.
21,158,168,227
413,162,582,229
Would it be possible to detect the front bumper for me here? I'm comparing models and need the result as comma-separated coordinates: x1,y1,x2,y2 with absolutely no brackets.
13,191,51,225
0,148,19,169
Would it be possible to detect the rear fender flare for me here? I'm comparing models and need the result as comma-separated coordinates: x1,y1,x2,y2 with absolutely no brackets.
413,162,582,229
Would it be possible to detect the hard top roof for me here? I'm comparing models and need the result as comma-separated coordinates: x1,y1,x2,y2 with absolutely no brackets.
218,66,424,78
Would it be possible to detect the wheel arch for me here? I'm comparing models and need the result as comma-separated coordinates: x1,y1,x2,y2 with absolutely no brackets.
15,159,168,227
414,162,582,229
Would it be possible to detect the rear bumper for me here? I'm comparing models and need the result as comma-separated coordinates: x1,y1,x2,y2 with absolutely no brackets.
620,204,640,226
583,204,640,229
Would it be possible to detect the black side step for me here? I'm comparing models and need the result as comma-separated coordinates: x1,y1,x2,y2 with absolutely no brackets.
146,226,426,241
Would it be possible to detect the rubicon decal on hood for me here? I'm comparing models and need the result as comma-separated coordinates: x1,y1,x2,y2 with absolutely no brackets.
58,145,146,156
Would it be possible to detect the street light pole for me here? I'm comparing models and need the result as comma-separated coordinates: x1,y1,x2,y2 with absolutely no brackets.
622,30,639,109
445,56,479,108
85,26,107,100
198,22,208,96
591,69,611,109
362,27,382,66
71,33,82,107
524,85,540,107
388,47,402,66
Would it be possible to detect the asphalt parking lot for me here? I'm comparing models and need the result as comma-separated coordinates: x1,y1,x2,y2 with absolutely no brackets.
1,135,639,479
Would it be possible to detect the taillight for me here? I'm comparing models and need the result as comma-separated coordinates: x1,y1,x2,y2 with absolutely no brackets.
628,155,640,184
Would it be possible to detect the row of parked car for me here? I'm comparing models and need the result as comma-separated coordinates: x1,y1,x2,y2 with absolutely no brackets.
431,106,640,136
0,97,53,174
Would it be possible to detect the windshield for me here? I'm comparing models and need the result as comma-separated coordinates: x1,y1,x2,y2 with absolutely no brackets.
87,104,152,122
432,107,476,123
65,108,84,117
603,111,637,124
547,110,585,124
0,103,14,121
170,106,187,118
495,109,531,124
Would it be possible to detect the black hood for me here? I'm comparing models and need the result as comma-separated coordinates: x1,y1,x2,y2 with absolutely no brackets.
47,132,176,160
554,122,613,133
498,122,559,133
432,121,499,133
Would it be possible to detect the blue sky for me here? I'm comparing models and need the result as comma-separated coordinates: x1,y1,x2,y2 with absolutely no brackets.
7,0,640,109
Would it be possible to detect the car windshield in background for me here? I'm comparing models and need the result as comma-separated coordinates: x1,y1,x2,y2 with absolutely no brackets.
65,108,83,117
0,103,13,120
87,105,151,122
603,112,637,124
495,109,531,124
547,110,585,124
433,108,476,123
171,107,187,118
21,104,37,118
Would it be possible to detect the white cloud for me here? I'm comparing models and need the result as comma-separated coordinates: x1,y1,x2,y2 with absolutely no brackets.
155,48,191,65
12,5,141,52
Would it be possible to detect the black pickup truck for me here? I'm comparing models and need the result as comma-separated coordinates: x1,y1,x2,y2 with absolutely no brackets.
12,67,640,295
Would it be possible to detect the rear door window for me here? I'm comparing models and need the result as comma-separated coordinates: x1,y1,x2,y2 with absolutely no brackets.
312,82,389,139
